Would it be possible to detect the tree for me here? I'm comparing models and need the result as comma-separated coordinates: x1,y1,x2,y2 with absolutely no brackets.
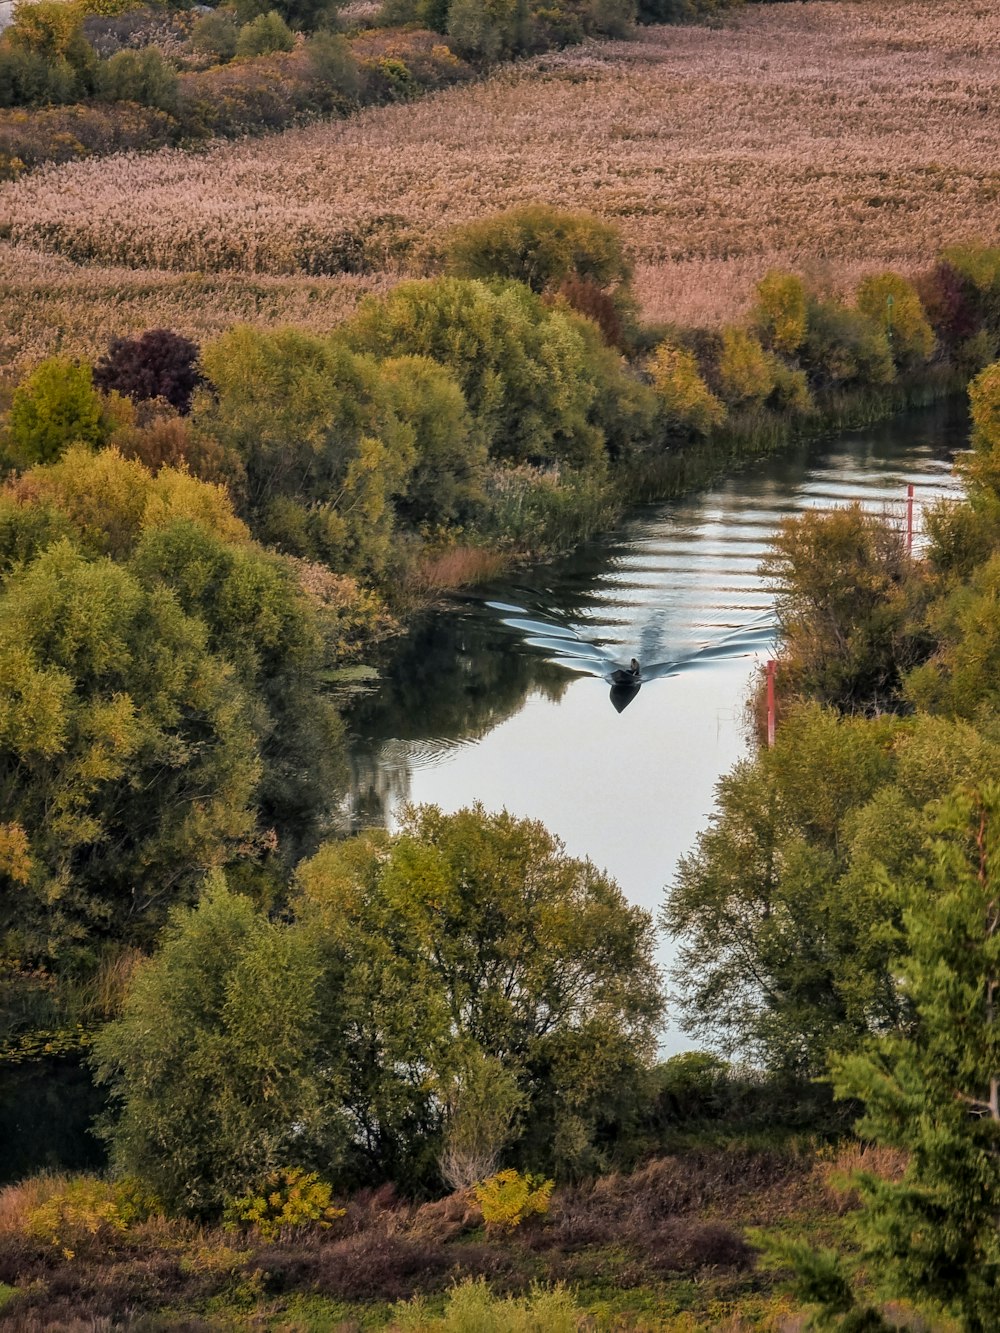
235,10,294,56
92,879,339,1216
829,785,1000,1332
294,803,663,1186
753,270,808,356
663,704,906,1077
93,329,201,415
439,1046,526,1190
376,355,486,527
0,540,260,962
8,358,110,464
345,278,607,471
762,502,927,714
445,206,632,296
0,447,347,956
856,272,934,371
196,326,415,575
648,339,726,436
97,48,178,112
801,298,895,391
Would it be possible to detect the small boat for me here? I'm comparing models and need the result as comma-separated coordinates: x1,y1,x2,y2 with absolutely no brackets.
610,658,641,686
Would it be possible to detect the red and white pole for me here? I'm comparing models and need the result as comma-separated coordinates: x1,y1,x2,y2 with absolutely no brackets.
906,483,914,554
766,659,776,748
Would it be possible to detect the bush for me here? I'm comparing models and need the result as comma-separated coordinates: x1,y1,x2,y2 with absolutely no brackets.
93,328,201,414
445,205,631,295
391,1277,586,1332
97,47,179,111
306,30,360,95
716,326,775,405
236,11,295,56
190,10,240,61
8,357,110,463
648,339,726,435
224,1166,345,1239
474,1169,554,1231
856,272,934,370
445,0,521,62
753,269,808,355
802,298,894,390
25,1176,159,1259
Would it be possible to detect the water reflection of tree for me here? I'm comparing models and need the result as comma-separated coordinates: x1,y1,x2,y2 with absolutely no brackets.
345,610,571,829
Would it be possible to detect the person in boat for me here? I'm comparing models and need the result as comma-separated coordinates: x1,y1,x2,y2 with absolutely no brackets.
611,658,641,685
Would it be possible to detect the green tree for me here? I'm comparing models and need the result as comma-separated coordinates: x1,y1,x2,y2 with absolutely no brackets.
190,10,239,61
663,704,905,1076
97,47,178,111
801,298,895,390
762,502,927,713
92,879,339,1216
344,278,606,471
0,447,351,953
376,355,486,527
445,206,631,296
196,326,415,574
0,540,260,962
830,785,1000,1332
294,803,663,1186
8,359,110,464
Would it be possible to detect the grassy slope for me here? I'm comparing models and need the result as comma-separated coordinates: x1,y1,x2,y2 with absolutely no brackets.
0,1142,922,1331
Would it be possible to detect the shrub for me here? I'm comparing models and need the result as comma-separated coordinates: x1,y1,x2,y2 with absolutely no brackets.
445,0,520,62
190,10,240,61
224,1167,345,1239
716,326,775,405
474,1169,554,1231
93,328,201,414
802,298,895,389
8,357,110,463
306,30,360,95
98,47,179,111
856,272,934,370
25,1176,159,1259
648,339,726,435
236,10,295,55
753,269,808,355
391,1277,586,1332
445,205,631,295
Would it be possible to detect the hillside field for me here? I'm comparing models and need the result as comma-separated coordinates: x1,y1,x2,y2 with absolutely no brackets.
2,0,999,375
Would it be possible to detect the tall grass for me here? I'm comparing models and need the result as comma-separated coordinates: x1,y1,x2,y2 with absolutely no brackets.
1,0,997,368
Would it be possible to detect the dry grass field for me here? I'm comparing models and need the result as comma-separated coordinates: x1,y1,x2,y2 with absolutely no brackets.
2,0,999,371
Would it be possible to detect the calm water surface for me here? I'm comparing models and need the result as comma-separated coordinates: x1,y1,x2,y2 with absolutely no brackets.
345,406,967,1048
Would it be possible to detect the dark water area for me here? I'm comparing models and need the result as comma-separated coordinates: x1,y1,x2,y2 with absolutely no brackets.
344,403,968,1050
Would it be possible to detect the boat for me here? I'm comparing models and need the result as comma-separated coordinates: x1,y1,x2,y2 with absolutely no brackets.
609,658,641,686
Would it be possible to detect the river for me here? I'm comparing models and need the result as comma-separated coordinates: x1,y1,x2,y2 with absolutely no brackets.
344,402,967,1051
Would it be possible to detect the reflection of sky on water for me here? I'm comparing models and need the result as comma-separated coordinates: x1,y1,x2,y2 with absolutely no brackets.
346,406,967,1054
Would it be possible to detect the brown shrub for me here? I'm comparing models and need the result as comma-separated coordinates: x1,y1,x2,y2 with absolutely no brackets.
641,1218,755,1275
111,409,245,493
409,1188,483,1242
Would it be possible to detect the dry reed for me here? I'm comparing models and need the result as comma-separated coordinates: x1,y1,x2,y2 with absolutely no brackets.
2,0,999,365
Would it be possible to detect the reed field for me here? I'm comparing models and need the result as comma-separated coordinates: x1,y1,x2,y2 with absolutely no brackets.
2,0,999,370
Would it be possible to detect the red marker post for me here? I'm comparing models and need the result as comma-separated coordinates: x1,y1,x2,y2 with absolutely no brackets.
766,658,776,748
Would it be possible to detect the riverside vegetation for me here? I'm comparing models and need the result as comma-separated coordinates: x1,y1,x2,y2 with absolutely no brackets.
2,196,1000,1325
